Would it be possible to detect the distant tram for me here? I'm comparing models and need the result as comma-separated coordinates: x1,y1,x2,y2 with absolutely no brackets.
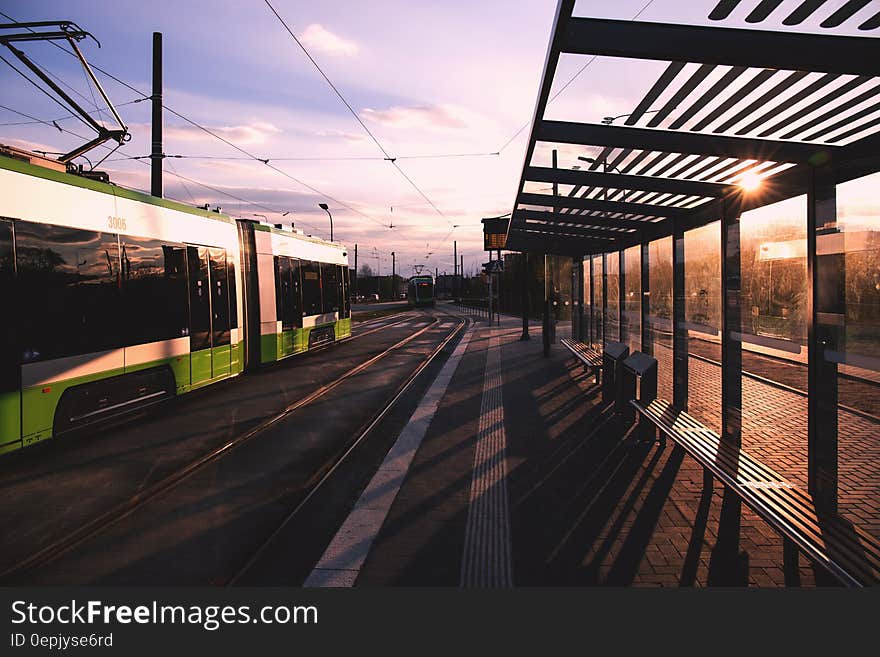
407,275,435,307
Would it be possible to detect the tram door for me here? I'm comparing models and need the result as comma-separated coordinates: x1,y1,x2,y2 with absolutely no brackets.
187,246,232,386
188,246,212,386
209,248,231,378
0,219,20,451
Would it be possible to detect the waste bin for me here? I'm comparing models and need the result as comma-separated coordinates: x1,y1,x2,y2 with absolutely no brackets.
602,341,629,408
621,351,658,435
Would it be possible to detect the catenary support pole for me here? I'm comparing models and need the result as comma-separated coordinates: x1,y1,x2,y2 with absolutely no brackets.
150,32,163,198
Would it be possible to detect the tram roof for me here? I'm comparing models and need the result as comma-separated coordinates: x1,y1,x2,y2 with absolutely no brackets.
505,0,880,257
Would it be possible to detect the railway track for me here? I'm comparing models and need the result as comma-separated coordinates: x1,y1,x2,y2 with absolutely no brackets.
0,310,466,582
228,313,469,584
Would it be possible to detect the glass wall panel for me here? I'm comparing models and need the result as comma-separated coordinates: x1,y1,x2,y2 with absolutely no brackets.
591,256,603,350
834,172,880,540
684,221,721,433
624,245,641,354
648,236,673,401
740,196,808,486
606,252,620,344
583,256,591,344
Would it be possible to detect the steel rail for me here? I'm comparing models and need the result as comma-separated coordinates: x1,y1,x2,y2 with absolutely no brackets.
0,315,442,582
227,311,470,585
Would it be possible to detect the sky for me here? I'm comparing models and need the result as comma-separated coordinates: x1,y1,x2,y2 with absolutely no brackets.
1,0,875,275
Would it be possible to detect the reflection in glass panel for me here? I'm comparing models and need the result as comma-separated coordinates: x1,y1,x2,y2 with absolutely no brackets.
740,196,808,487
684,221,721,433
321,262,340,313
835,172,880,540
648,237,673,402
583,256,591,344
606,252,619,343
209,248,230,347
0,220,16,393
591,256,603,350
187,246,211,352
624,245,641,354
301,260,322,316
17,222,122,362
122,236,189,347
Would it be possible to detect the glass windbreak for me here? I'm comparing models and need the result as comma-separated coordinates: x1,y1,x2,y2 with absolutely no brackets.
624,245,641,354
833,172,880,540
606,252,620,343
648,236,673,402
684,221,721,433
739,196,808,487
583,256,591,343
591,255,604,349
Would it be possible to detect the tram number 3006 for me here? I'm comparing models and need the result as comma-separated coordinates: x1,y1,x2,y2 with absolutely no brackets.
108,215,127,231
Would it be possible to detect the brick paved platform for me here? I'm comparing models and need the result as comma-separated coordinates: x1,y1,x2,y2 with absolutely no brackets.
320,312,880,586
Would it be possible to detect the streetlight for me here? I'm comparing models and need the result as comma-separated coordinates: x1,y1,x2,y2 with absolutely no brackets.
601,108,665,124
318,203,333,242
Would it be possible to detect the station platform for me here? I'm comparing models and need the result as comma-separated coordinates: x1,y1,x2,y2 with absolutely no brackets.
305,314,821,587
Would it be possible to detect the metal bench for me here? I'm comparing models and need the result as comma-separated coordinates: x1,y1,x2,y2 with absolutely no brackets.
631,397,880,587
560,338,603,383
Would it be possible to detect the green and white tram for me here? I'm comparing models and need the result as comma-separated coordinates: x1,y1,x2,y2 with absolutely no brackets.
0,149,350,455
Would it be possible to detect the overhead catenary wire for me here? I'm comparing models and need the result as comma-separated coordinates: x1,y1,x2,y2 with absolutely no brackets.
496,0,657,154
0,11,424,246
0,11,465,262
261,0,452,226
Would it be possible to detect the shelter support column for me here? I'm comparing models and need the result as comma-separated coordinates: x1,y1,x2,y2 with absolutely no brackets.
640,242,650,355
808,165,839,512
672,219,688,411
721,198,742,448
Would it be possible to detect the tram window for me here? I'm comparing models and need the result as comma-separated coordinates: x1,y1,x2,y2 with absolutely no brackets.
0,219,16,392
16,221,122,362
275,256,294,331
342,265,351,318
322,262,340,313
227,257,238,330
289,258,302,328
188,246,212,351
121,236,189,346
301,260,322,316
209,248,231,346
